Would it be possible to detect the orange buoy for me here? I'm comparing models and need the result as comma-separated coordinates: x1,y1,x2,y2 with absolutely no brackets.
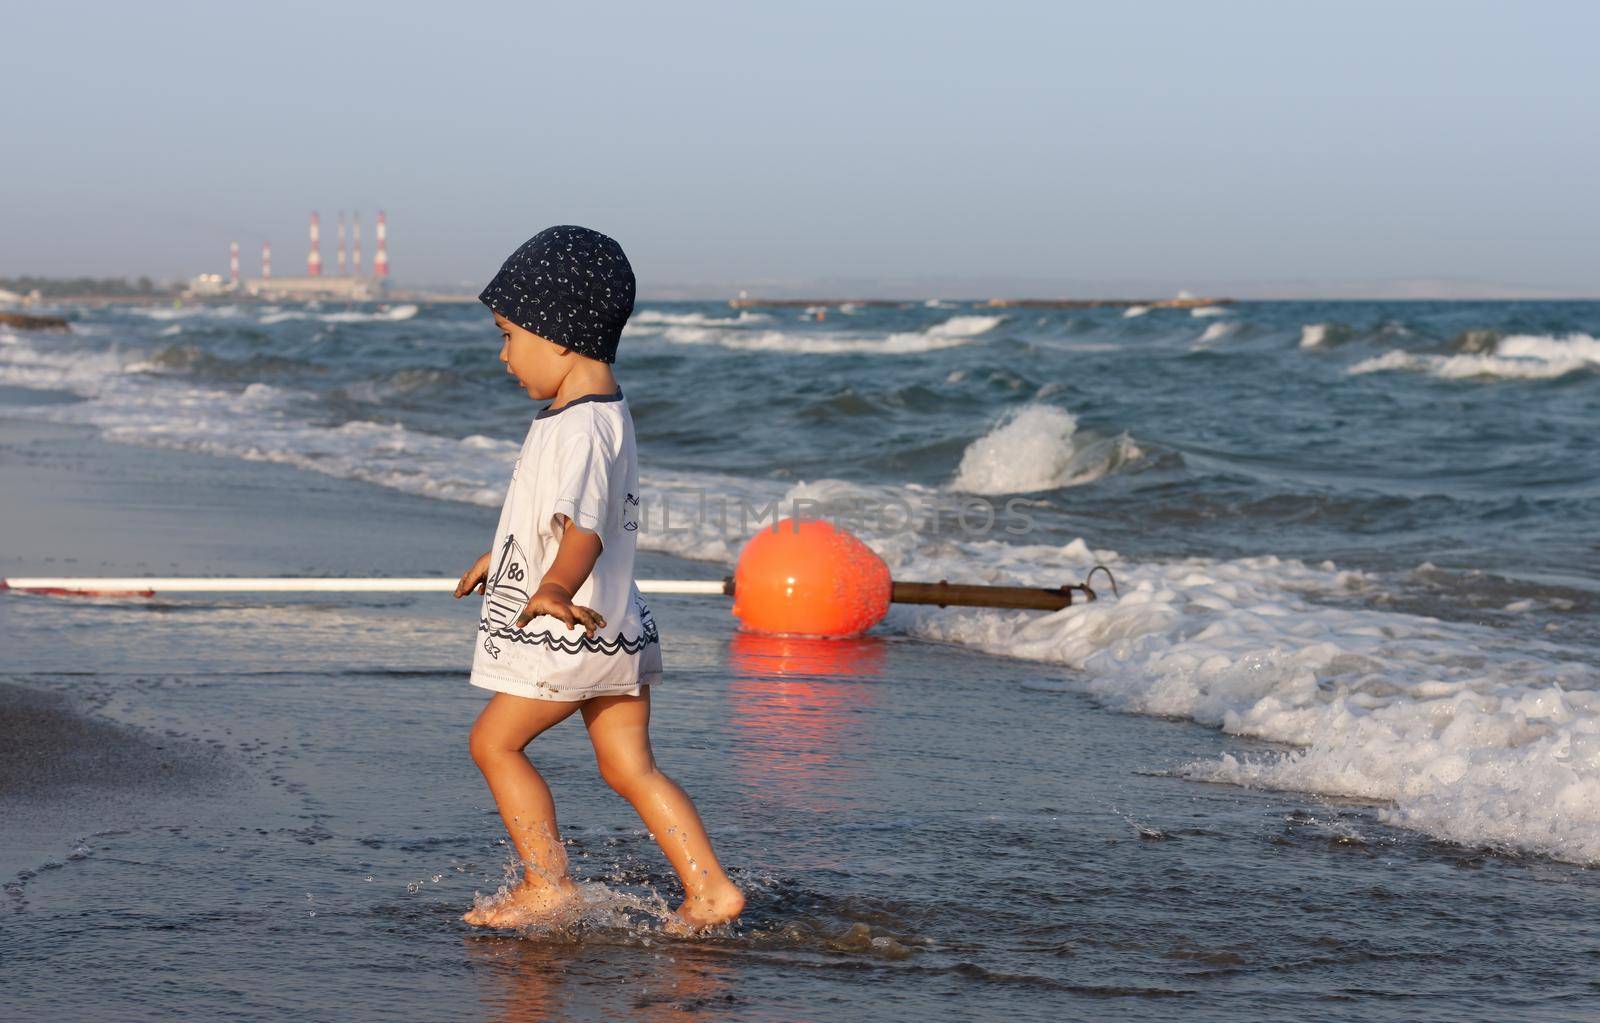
732,518,891,638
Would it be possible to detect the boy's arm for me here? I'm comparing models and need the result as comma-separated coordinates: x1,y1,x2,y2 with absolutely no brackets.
513,515,606,633
539,514,603,599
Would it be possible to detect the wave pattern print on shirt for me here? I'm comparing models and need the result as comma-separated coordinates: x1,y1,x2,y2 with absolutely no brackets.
498,615,659,655
478,535,660,657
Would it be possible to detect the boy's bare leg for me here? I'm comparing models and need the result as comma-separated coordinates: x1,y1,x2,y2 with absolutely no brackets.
464,692,586,926
581,687,745,933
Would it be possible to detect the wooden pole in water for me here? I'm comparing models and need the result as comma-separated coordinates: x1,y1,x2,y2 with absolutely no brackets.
886,579,1087,610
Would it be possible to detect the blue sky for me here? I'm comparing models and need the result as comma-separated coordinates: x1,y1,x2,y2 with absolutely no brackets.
4,1,1596,297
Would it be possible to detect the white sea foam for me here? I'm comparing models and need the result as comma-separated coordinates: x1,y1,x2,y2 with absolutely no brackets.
1299,323,1330,349
319,304,419,323
128,304,242,321
1190,306,1228,318
924,315,1003,338
1498,332,1600,364
257,304,418,325
1350,333,1600,381
1347,350,1417,375
1123,305,1150,318
0,334,517,506
645,315,1001,355
884,536,1600,865
950,404,1142,494
627,309,771,328
1194,322,1235,346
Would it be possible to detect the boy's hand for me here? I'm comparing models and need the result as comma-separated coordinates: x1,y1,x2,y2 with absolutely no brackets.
454,550,492,598
516,582,607,635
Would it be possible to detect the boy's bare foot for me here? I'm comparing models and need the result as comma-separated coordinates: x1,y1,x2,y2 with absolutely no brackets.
462,879,581,929
666,881,745,936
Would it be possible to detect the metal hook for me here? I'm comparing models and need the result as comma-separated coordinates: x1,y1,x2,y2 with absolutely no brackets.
1061,564,1119,604
1084,564,1119,598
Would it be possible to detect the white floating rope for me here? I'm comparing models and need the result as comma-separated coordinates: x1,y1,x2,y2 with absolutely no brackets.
0,577,731,597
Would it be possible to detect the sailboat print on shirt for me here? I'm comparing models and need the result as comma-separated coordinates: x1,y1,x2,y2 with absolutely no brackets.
478,530,661,659
480,533,532,659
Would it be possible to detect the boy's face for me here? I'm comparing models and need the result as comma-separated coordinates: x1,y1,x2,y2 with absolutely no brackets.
494,313,569,399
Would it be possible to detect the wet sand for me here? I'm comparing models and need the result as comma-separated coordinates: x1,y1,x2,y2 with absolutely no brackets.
0,681,236,885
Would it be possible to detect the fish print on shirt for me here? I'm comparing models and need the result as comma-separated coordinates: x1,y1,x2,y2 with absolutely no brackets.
636,590,655,636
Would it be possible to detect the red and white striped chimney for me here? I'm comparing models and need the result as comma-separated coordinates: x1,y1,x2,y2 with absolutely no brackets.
352,212,362,277
230,241,239,289
308,212,322,277
262,240,272,281
374,210,389,278
337,212,347,276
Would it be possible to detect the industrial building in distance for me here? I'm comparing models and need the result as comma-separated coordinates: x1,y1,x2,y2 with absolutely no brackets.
188,211,390,301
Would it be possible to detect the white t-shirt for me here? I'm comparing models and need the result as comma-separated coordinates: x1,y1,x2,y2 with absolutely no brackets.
470,387,662,701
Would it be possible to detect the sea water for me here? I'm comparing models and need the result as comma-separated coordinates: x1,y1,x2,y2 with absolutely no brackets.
2,299,1598,1019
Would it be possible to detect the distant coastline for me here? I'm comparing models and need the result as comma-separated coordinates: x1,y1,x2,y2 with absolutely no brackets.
5,275,1599,308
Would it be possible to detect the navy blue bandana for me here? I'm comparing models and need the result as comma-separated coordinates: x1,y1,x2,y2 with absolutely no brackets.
479,225,637,364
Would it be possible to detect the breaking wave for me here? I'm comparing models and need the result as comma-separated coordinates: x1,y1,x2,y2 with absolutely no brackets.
950,404,1144,494
627,309,771,328
900,538,1600,865
1350,333,1600,381
1194,322,1236,346
1298,322,1358,349
643,315,1003,355
257,304,419,325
